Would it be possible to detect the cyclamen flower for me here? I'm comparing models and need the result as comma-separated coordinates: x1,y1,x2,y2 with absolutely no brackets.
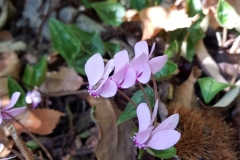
85,53,117,98
25,90,41,109
133,100,180,150
0,92,26,124
111,41,167,88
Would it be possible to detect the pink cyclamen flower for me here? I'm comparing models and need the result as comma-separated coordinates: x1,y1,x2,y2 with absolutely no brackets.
85,53,117,98
0,92,26,124
134,41,168,75
133,100,180,150
111,41,168,88
25,90,41,109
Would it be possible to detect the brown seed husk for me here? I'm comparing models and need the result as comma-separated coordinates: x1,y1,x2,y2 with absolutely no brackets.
168,103,238,160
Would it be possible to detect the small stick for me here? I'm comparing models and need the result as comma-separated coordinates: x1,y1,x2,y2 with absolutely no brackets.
4,113,53,160
117,89,137,107
222,28,228,46
216,32,222,47
230,35,240,54
7,125,34,160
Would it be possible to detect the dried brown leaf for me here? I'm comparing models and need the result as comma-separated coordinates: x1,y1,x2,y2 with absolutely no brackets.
0,49,21,96
86,96,136,160
196,40,228,83
139,6,197,40
172,66,202,108
40,67,83,94
10,108,65,135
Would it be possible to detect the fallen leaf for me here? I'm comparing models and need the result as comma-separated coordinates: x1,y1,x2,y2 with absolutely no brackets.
0,49,21,96
40,67,83,94
139,6,197,40
9,108,65,135
86,96,136,160
196,40,228,83
0,31,12,42
158,101,168,121
172,66,202,108
213,86,240,107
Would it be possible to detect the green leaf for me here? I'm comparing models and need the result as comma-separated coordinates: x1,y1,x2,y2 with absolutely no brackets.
164,40,178,60
186,0,202,17
79,0,92,8
68,54,91,75
182,22,205,62
185,36,195,62
8,77,26,108
26,141,40,150
79,130,91,138
130,0,148,10
49,18,81,61
169,28,188,53
104,42,121,58
22,55,47,88
146,147,176,159
68,25,105,56
198,77,234,103
117,87,154,125
216,0,239,29
92,2,125,26
154,61,177,81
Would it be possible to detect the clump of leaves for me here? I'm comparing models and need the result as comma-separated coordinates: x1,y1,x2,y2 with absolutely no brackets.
168,103,238,160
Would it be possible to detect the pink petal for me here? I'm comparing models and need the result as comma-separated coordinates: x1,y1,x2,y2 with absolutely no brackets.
148,55,168,74
130,53,149,75
137,103,151,132
120,68,137,88
111,64,129,86
147,130,181,150
85,54,104,88
4,92,20,110
114,50,129,73
2,107,26,119
135,127,154,145
150,100,159,125
151,113,179,135
0,115,2,124
149,42,156,57
134,41,149,57
99,79,117,98
102,59,114,77
137,63,151,84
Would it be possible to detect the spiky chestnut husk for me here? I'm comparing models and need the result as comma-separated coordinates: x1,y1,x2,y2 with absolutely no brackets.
168,103,238,160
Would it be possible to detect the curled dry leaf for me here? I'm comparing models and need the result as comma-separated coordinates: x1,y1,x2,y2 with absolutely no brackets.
139,6,197,40
172,66,202,108
0,49,21,96
196,40,228,83
86,96,136,160
9,108,65,135
40,67,83,94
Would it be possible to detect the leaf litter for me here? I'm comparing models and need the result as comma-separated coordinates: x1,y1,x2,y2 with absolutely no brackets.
0,0,240,159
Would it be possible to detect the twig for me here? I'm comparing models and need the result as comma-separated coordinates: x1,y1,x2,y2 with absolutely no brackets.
7,125,34,160
117,89,137,107
222,28,228,47
4,113,53,160
230,35,240,54
216,32,222,47
137,82,151,111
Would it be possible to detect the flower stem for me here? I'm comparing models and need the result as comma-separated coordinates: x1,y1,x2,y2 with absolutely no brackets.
137,82,151,111
4,112,53,160
117,89,137,107
151,73,158,101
